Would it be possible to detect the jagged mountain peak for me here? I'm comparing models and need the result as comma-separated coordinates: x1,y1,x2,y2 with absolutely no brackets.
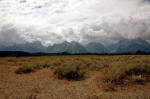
109,38,150,53
47,41,88,53
1,39,150,53
85,42,108,53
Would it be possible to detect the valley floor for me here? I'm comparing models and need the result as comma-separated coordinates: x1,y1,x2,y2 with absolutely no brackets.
0,55,150,99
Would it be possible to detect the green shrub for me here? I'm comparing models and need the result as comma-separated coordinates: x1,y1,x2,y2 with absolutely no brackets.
16,65,34,74
42,63,51,68
102,83,116,92
54,62,86,80
32,62,51,69
32,63,43,70
16,62,51,74
102,62,150,84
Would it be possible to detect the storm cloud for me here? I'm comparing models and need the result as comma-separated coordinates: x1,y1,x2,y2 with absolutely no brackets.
0,0,150,46
0,25,25,46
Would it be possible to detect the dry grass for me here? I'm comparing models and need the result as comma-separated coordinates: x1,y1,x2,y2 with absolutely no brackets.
0,55,150,99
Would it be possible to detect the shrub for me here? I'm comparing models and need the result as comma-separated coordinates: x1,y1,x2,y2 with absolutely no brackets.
42,63,51,68
102,62,150,84
54,62,86,80
16,65,34,74
131,75,145,84
32,63,43,70
88,95,99,99
16,62,51,74
102,83,116,92
32,62,51,69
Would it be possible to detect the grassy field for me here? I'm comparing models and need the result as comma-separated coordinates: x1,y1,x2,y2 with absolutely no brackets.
0,55,150,99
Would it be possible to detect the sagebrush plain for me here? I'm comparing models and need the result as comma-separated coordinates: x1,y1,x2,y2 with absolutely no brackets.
0,55,150,99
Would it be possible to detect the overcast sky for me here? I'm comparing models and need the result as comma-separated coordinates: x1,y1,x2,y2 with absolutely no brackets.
0,0,150,46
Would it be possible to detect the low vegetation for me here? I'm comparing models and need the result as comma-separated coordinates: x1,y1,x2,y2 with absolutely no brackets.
54,61,86,80
1,55,150,98
16,62,51,74
102,62,150,84
16,65,35,74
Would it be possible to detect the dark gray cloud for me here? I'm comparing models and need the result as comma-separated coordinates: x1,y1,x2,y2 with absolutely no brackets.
0,25,25,46
143,0,150,2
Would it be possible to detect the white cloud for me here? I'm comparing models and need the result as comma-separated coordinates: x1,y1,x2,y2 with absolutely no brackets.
0,0,150,45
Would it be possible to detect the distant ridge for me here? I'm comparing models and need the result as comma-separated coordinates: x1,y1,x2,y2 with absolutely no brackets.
108,38,150,53
85,42,108,53
47,41,88,53
0,38,150,53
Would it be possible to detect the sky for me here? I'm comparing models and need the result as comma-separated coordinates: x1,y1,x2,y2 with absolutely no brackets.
0,0,150,46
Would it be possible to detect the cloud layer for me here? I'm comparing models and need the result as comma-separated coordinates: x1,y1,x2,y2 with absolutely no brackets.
0,0,150,46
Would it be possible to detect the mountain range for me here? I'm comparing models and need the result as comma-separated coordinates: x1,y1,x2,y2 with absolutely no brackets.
108,38,150,53
47,41,88,53
0,38,150,53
